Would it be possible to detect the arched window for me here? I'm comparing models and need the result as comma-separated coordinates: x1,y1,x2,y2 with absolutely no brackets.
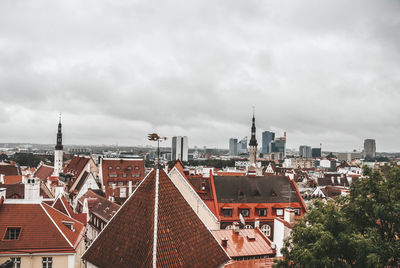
244,225,253,229
225,225,234,230
261,224,271,236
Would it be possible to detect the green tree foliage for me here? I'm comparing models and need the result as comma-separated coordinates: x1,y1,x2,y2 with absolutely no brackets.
275,165,400,267
11,153,42,167
0,154,8,161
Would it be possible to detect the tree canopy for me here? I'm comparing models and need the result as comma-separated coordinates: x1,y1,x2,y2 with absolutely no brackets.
276,165,400,267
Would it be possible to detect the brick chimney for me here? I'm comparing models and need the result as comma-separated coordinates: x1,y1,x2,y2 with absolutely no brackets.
284,208,295,225
233,222,240,234
221,238,228,247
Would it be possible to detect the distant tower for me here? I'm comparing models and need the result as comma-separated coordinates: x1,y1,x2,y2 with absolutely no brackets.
363,139,376,159
53,115,63,176
249,110,258,166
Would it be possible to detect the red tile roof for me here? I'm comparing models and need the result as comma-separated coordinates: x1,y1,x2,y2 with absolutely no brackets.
0,183,51,199
83,169,230,268
33,165,54,182
0,164,19,176
225,258,277,267
3,176,22,184
0,203,84,254
65,156,90,177
52,196,74,217
212,228,275,258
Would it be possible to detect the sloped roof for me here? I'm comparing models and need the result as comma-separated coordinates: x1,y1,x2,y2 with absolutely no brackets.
34,165,54,181
212,228,275,258
0,203,84,254
3,176,22,184
83,169,229,268
52,195,74,217
74,171,90,192
213,176,299,203
65,156,90,176
0,164,19,176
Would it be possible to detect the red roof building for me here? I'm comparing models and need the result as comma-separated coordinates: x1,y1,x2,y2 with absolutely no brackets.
0,163,20,176
99,158,145,201
33,164,54,182
82,169,230,267
0,201,85,267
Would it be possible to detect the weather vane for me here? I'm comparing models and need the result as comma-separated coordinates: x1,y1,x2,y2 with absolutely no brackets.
147,133,167,168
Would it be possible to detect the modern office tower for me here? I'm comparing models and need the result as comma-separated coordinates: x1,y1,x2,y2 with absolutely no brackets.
312,148,322,158
171,136,189,161
363,139,376,159
237,137,248,155
229,138,238,156
299,145,312,158
262,131,275,154
270,138,286,156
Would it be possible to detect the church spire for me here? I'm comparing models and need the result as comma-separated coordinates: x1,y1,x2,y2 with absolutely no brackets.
55,113,63,150
249,107,257,146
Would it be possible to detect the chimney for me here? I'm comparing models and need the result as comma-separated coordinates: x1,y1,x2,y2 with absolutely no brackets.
112,183,116,190
0,188,6,200
24,178,41,200
221,238,228,247
128,180,133,196
0,174,4,184
254,218,260,228
201,181,206,191
284,208,295,225
233,222,240,234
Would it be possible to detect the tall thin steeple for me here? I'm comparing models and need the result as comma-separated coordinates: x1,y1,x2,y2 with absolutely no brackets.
55,113,63,150
249,108,258,167
53,114,64,176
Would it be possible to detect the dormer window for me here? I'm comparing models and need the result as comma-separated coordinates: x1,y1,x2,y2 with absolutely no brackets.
276,208,284,216
127,166,132,170
108,166,112,170
62,221,75,231
4,227,21,240
222,208,232,217
116,166,121,170
257,208,267,216
134,166,139,170
240,209,250,217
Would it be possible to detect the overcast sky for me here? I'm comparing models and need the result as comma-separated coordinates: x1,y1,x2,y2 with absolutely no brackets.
0,0,399,152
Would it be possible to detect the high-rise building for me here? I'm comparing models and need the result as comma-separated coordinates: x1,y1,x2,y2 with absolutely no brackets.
262,131,275,154
171,136,189,161
363,139,376,159
299,145,312,158
53,116,63,176
237,137,248,155
229,138,238,156
311,148,322,158
270,138,286,157
248,114,258,166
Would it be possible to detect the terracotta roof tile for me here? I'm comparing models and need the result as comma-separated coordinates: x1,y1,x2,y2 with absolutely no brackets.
83,169,229,268
3,176,22,184
0,203,82,254
0,164,19,176
33,165,54,181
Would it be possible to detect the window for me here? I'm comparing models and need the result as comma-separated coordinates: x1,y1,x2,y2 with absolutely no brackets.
127,166,132,170
244,225,253,229
120,188,126,198
4,227,21,240
240,209,250,217
276,208,284,216
261,224,271,236
258,208,267,216
118,182,124,186
108,166,112,170
11,257,21,268
135,166,139,170
109,174,117,178
42,257,52,268
116,166,120,170
294,208,301,216
122,174,127,178
108,182,114,186
222,209,232,217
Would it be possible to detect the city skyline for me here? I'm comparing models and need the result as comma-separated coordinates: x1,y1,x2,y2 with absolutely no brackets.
0,0,399,152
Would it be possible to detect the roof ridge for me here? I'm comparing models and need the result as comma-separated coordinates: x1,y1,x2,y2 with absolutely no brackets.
152,168,160,268
43,202,82,225
40,203,74,248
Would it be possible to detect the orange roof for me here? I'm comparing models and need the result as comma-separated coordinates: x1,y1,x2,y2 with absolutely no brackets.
3,175,22,184
225,258,278,267
217,171,246,176
34,165,54,181
212,228,275,258
0,203,84,254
